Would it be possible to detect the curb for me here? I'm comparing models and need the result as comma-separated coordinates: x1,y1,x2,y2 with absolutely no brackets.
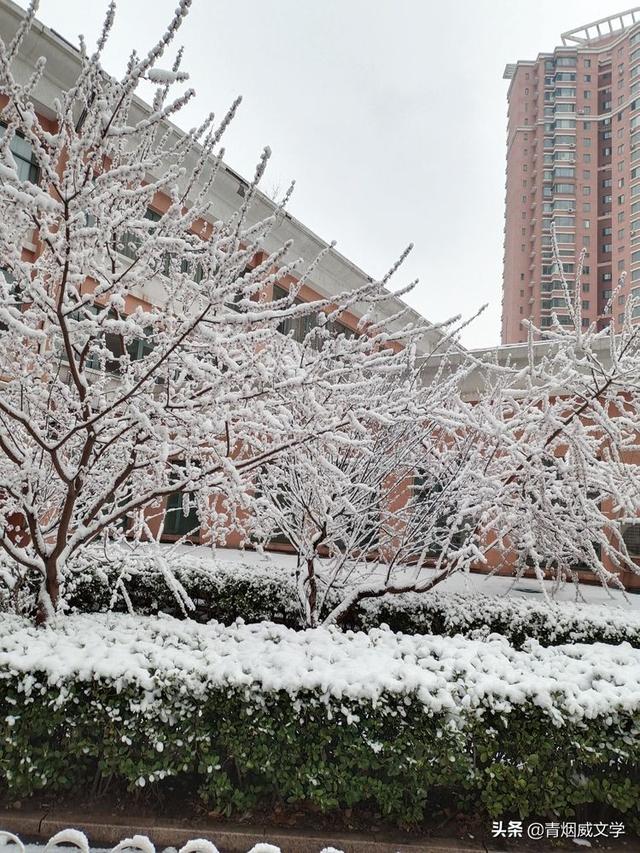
0,811,485,853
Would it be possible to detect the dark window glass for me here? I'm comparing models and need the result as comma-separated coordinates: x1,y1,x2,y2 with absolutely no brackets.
163,462,200,540
0,124,38,183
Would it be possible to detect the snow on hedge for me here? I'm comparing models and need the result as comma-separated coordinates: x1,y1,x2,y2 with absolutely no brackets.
54,550,640,646
359,587,640,643
1,613,640,723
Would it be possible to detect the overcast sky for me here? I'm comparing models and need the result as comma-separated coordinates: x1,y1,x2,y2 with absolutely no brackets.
11,0,637,347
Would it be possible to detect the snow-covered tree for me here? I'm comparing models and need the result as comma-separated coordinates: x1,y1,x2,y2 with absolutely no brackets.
0,1,434,619
4,3,640,628
251,350,497,626
254,233,640,624
476,238,640,595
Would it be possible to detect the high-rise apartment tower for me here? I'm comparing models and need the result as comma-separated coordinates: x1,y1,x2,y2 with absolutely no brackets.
502,10,640,343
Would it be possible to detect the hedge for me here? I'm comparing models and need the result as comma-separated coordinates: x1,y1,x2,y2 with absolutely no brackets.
0,613,639,826
31,553,640,647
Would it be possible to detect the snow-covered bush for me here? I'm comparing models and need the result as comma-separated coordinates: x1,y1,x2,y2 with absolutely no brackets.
9,553,638,647
65,553,301,626
357,589,640,647
0,613,638,824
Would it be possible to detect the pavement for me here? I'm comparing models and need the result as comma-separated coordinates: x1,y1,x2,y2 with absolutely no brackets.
2,809,639,852
0,810,494,853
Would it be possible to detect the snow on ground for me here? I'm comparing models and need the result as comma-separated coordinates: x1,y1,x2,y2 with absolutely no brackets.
156,543,640,613
0,834,343,853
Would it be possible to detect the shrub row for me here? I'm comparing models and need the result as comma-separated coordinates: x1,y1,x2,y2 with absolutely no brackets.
3,550,639,646
59,553,640,646
0,613,638,826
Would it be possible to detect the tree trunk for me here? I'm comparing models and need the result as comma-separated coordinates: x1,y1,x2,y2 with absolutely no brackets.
306,557,318,628
35,558,59,625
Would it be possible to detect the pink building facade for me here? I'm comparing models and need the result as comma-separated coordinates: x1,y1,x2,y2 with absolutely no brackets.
502,10,640,344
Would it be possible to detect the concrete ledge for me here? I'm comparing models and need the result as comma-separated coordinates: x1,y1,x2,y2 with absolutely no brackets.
0,810,485,853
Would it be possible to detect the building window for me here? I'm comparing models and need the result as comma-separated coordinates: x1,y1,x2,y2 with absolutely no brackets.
0,125,38,183
0,268,23,332
273,284,316,343
623,524,640,557
126,328,155,362
272,284,353,346
118,207,161,260
163,462,200,541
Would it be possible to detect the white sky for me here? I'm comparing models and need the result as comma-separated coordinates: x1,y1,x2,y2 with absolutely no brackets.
9,0,637,347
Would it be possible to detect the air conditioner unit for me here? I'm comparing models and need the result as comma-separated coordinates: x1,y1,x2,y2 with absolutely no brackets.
568,208,574,212
570,143,576,148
